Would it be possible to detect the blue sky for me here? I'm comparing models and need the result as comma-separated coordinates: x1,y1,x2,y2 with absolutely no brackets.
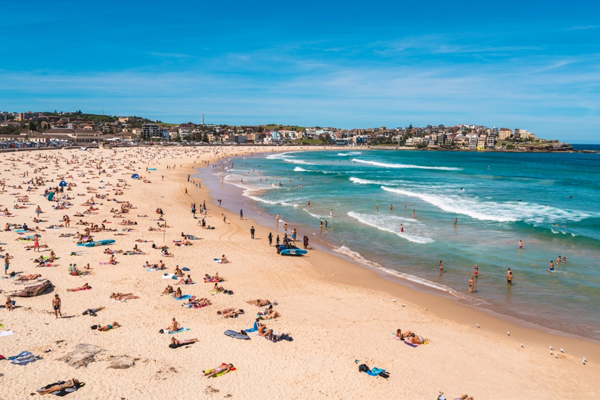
1,0,599,142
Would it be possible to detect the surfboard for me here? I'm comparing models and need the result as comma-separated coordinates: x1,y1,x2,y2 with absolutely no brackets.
280,248,307,256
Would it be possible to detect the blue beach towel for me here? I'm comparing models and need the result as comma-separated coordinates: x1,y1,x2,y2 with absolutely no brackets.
168,327,190,334
365,367,385,376
245,321,259,333
174,294,192,301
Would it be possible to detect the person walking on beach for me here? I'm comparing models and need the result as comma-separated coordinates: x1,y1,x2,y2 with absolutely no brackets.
468,276,474,294
53,294,62,318
276,235,280,246
303,235,309,249
218,199,222,207
506,268,513,285
250,226,255,239
268,232,273,246
222,214,226,223
240,209,243,220
518,240,524,249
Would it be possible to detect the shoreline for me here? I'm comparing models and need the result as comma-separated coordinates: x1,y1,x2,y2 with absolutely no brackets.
1,146,598,399
203,150,600,350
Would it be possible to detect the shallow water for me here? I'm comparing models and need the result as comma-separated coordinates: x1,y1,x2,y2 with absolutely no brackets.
212,149,600,340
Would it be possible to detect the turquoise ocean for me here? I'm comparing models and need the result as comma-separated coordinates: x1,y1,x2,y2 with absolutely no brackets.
208,149,600,340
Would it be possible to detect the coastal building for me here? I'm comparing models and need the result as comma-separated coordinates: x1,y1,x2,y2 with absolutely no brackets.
477,134,487,150
486,135,496,149
498,128,512,140
467,134,478,150
142,124,160,138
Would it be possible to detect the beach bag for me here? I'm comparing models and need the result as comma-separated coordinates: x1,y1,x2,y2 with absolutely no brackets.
358,364,369,373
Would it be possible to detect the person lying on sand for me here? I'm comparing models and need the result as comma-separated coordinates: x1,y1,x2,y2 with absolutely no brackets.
395,329,413,340
203,363,234,378
169,337,198,349
403,333,429,345
265,329,291,342
246,299,273,307
16,273,42,281
110,293,139,301
93,322,121,331
204,273,224,282
176,275,193,285
36,379,80,395
455,395,475,400
257,305,281,320
67,283,91,292
82,307,104,316
187,297,211,308
217,308,245,318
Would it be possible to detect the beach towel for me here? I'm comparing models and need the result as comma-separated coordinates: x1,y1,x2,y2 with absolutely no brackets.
146,268,159,272
173,294,192,301
245,321,258,333
10,351,38,365
365,367,385,376
213,258,223,263
224,330,250,340
38,381,85,397
0,330,15,338
203,363,236,378
182,267,190,271
404,341,419,348
168,327,190,334
162,273,175,279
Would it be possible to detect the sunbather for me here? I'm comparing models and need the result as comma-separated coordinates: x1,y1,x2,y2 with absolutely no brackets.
5,296,13,311
404,333,429,345
36,379,80,395
217,308,244,318
167,317,180,332
169,337,199,348
176,274,193,285
247,299,272,307
162,285,174,295
187,297,211,308
203,363,234,378
16,274,42,281
82,306,104,316
395,329,413,340
67,283,91,292
94,322,121,331
110,292,139,301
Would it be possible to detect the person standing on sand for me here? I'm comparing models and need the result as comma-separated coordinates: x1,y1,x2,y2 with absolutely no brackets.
222,214,226,223
268,232,273,246
53,294,62,318
506,268,513,285
250,226,255,239
4,252,11,275
33,234,40,252
276,235,280,246
468,276,474,294
240,209,243,220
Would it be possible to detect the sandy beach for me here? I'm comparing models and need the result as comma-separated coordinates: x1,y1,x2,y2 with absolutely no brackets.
0,146,598,400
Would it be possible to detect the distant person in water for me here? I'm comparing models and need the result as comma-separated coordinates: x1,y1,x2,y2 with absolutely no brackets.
549,260,554,271
390,204,393,211
474,265,479,278
412,210,415,218
400,224,404,232
518,240,524,249
469,276,474,293
506,268,513,285
439,260,443,272
454,218,458,225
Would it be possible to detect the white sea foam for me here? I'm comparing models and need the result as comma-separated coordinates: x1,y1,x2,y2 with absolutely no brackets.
303,208,329,219
333,246,464,299
352,158,461,171
337,151,362,156
266,152,295,160
347,211,434,244
350,177,394,185
294,167,308,172
382,186,593,224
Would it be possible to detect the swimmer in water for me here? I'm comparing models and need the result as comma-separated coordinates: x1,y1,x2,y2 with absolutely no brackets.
548,260,554,271
439,260,443,272
453,218,457,225
518,240,524,249
400,224,404,232
473,265,478,277
506,268,513,285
